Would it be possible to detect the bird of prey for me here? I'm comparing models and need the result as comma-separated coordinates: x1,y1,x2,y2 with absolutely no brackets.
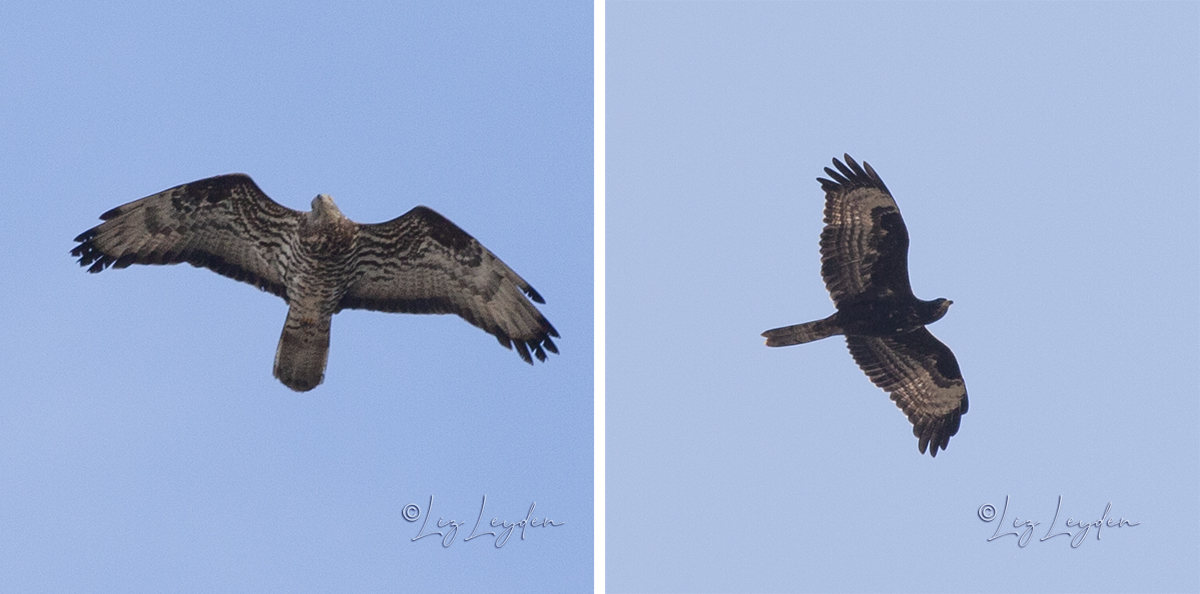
72,174,558,392
762,155,967,457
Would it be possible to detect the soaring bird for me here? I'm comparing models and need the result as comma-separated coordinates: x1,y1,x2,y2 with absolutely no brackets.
72,174,557,391
763,155,967,457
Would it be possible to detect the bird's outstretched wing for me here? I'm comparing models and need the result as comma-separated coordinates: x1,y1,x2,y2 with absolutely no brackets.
818,154,914,306
339,206,558,364
71,174,300,299
844,329,968,457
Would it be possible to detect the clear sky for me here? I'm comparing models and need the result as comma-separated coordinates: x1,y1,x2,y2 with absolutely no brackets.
607,2,1198,593
5,2,1200,593
0,1,591,592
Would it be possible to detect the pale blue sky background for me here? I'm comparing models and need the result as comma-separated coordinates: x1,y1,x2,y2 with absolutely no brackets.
608,2,1198,593
0,1,591,592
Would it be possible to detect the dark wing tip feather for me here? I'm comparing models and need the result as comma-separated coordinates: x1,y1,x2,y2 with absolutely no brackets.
818,154,891,195
517,329,559,365
98,205,124,221
502,328,558,366
514,340,533,364
914,402,967,458
530,341,547,362
71,228,117,273
524,285,546,304
495,331,558,366
821,166,851,186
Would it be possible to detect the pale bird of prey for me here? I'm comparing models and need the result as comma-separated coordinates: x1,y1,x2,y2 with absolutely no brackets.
72,174,558,391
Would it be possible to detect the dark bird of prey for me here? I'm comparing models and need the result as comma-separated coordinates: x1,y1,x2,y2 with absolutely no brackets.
762,155,967,457
72,174,558,392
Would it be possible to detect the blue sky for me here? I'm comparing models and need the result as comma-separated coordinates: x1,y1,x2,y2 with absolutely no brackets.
0,1,591,592
4,2,1200,593
607,2,1198,593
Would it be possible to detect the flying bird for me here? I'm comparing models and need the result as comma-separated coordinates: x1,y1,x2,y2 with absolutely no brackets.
72,174,558,392
762,155,967,457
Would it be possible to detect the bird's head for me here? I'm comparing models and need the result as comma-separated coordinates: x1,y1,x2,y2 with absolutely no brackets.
928,298,953,322
311,194,346,223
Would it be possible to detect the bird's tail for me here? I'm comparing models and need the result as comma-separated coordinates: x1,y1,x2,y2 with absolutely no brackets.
762,314,841,347
273,306,332,392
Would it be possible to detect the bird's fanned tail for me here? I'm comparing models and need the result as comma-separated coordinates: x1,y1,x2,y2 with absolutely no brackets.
273,307,332,392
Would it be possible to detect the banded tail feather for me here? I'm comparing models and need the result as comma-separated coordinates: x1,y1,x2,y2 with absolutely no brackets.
273,307,332,392
762,314,840,347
